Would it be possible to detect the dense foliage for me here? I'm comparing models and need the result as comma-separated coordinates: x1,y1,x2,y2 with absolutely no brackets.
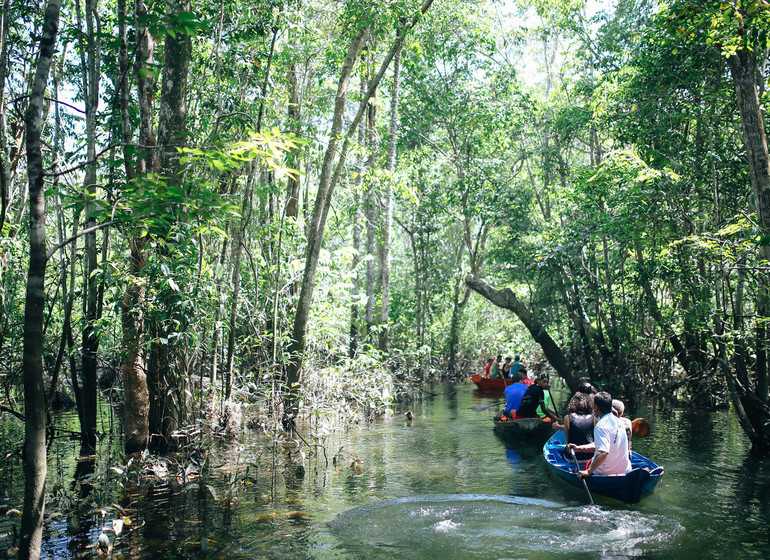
2,2,770,550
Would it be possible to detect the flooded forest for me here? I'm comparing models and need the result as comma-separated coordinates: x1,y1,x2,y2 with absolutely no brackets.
2,0,770,558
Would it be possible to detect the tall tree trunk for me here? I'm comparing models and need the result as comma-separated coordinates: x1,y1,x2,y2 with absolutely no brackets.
0,0,10,234
284,25,369,400
378,37,402,352
349,79,367,358
20,1,61,557
447,237,468,375
0,0,11,349
285,61,301,219
75,0,101,451
224,170,255,399
364,88,378,330
727,48,770,406
122,0,157,454
146,0,193,449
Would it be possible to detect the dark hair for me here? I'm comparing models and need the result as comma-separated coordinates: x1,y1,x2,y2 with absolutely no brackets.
577,381,595,394
567,392,593,415
594,391,613,415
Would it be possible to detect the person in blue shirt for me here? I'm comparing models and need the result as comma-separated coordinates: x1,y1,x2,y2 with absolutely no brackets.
504,370,529,415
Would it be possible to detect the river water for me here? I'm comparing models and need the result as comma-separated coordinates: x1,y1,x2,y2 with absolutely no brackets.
2,383,769,559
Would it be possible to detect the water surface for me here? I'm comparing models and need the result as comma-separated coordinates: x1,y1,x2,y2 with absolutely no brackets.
1,384,769,559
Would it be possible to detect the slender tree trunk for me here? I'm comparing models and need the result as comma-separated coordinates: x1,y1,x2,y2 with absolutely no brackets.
0,0,10,234
20,1,61,557
447,237,468,374
225,171,255,399
285,25,369,396
75,0,101,450
285,61,301,219
364,88,378,330
0,0,11,347
634,240,696,378
378,38,402,352
349,79,367,358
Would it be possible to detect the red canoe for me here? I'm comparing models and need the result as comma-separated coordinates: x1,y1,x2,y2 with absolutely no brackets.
470,374,514,391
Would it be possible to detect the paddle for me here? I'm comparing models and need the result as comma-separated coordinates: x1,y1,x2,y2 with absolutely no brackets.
472,401,505,412
569,447,594,505
547,388,559,418
631,418,651,438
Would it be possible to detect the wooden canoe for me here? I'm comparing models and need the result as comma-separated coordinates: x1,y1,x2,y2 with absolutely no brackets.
470,374,513,391
543,430,664,504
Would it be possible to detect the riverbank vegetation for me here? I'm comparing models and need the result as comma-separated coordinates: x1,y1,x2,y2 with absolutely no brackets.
2,0,770,556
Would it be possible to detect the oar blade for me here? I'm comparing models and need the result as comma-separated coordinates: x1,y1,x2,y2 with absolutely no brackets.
471,401,504,412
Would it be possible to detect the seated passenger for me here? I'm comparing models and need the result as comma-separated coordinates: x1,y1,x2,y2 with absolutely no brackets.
515,373,559,421
504,370,529,416
612,398,633,456
555,392,595,461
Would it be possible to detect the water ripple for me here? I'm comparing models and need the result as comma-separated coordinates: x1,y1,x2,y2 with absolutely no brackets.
330,494,683,559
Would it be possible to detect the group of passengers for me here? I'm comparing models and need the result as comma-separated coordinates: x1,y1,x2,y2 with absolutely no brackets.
560,383,633,477
500,369,559,422
503,376,634,477
484,354,526,380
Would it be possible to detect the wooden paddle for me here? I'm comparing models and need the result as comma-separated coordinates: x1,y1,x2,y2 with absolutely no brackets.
631,418,651,438
472,401,505,412
569,447,594,505
547,388,559,419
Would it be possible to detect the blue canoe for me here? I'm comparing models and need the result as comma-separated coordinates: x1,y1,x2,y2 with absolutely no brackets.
543,430,664,504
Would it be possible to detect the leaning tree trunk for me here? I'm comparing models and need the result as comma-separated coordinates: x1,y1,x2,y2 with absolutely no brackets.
20,1,61,557
284,25,369,400
464,274,582,392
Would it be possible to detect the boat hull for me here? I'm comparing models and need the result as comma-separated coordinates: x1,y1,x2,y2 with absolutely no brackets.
543,430,664,504
493,417,553,437
470,374,513,391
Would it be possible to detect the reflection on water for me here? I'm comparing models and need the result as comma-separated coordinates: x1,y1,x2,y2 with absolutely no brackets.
330,494,682,559
1,384,770,559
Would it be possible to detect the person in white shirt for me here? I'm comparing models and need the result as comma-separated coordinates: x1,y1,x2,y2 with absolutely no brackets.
567,391,632,477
